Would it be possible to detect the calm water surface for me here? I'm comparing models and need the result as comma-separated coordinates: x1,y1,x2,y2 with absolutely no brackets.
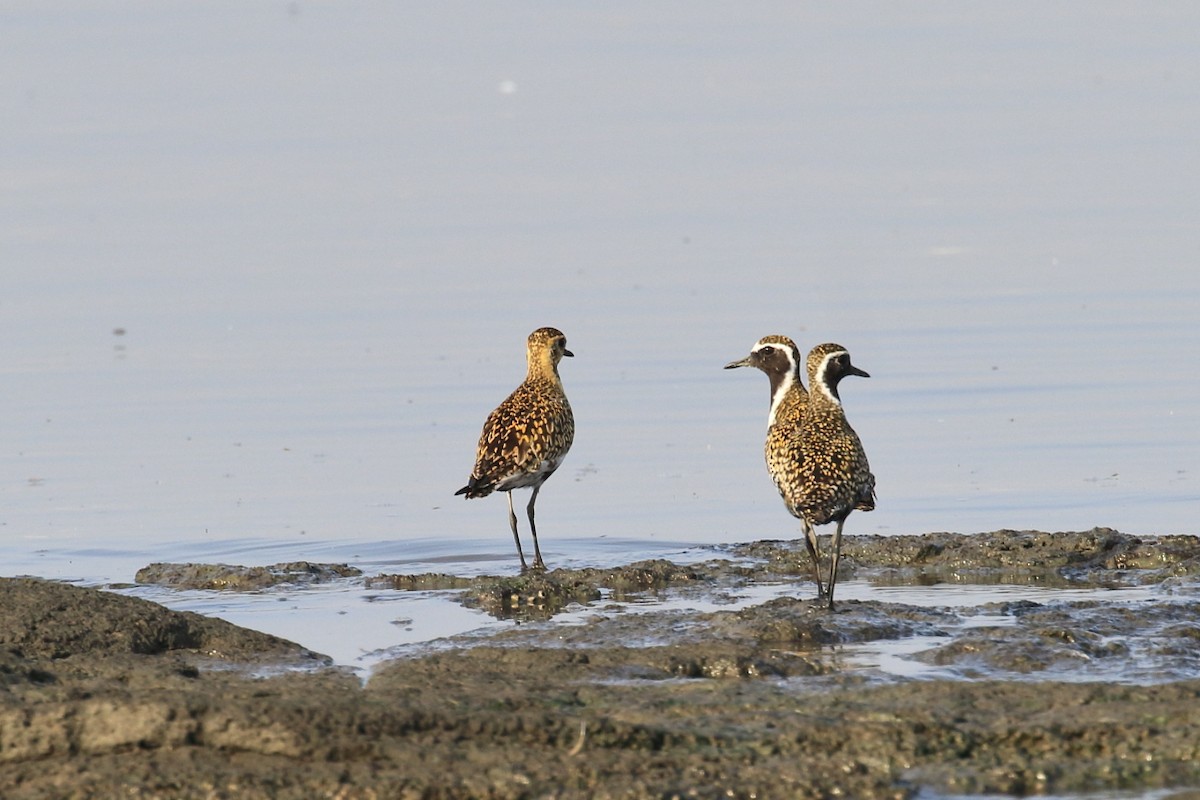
1,5,1197,675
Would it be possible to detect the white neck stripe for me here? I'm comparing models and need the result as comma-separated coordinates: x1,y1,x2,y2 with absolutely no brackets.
767,370,795,426
813,351,845,406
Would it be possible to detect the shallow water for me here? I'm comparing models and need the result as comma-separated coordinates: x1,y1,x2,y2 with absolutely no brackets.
2,4,1198,687
29,533,1183,690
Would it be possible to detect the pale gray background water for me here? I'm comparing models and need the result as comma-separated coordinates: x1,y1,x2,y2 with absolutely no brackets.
2,4,1197,590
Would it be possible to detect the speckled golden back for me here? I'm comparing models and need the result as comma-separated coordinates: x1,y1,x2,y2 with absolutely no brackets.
459,327,574,498
798,343,875,525
766,421,807,517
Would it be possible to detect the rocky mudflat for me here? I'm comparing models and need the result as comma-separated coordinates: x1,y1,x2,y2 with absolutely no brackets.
3,528,1200,799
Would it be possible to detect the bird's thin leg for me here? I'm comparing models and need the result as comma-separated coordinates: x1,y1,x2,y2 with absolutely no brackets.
526,484,546,571
506,491,529,572
826,517,846,610
801,520,825,599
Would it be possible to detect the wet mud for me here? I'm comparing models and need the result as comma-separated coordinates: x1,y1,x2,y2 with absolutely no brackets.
4,529,1200,799
135,560,362,591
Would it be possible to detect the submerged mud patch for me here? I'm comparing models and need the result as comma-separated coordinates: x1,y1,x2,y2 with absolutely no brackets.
923,598,1200,682
718,596,956,647
371,558,718,620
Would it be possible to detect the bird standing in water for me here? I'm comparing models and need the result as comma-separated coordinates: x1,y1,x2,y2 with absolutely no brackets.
456,327,574,572
725,335,827,597
797,342,875,608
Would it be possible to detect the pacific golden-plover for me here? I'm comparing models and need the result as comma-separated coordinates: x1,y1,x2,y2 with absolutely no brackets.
798,342,875,608
725,335,827,596
456,327,574,572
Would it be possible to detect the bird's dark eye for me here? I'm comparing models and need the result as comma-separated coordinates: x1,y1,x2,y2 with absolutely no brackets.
759,346,774,356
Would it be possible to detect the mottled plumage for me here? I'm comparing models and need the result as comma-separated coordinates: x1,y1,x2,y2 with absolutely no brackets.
798,342,875,608
725,335,826,596
456,327,574,571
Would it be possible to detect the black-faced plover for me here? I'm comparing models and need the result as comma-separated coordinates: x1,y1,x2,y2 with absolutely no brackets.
798,342,875,608
456,327,574,572
725,335,827,596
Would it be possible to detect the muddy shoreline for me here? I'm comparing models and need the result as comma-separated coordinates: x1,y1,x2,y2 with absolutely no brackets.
3,528,1200,799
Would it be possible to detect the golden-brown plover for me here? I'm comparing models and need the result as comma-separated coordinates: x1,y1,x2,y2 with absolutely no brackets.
456,327,574,572
798,342,875,608
725,335,827,596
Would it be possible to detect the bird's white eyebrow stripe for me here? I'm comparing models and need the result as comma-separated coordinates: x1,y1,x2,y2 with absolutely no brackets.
752,340,799,364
